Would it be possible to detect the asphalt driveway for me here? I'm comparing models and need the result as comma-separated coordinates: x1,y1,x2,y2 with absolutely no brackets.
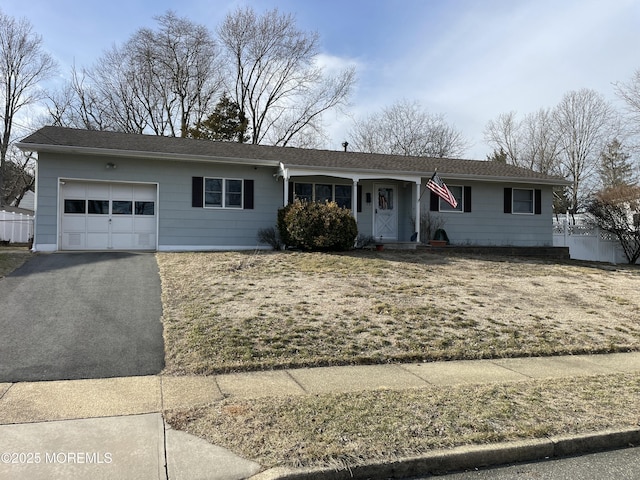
0,252,164,382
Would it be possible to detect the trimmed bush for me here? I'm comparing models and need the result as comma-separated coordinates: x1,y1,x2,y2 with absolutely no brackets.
277,201,358,251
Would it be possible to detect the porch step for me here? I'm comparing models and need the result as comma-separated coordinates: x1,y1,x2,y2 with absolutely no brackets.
417,245,571,260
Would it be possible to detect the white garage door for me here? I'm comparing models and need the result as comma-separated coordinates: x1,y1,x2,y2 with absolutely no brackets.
60,181,157,250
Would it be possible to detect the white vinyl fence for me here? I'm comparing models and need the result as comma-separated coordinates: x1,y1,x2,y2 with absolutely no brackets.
0,209,34,244
552,214,631,264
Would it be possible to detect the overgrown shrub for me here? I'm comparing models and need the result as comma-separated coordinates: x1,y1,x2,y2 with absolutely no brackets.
277,201,358,251
586,184,640,264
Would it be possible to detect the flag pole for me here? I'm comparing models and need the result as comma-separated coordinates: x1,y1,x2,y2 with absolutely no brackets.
418,168,438,201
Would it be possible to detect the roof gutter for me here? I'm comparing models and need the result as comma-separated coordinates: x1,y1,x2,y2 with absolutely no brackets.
283,163,570,186
14,142,281,168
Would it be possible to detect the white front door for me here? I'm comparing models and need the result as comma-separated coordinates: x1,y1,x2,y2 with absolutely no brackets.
373,184,398,241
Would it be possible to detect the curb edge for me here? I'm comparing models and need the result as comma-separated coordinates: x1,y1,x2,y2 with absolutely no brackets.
249,427,640,480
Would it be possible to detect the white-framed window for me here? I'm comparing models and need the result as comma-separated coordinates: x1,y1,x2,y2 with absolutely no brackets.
293,182,353,209
430,185,471,213
513,188,534,214
334,185,353,209
438,185,464,212
205,177,243,208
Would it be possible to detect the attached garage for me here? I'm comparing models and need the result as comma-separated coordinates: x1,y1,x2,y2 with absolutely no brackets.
60,180,157,250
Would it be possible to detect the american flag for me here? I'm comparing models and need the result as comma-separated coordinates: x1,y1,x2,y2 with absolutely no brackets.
426,172,458,208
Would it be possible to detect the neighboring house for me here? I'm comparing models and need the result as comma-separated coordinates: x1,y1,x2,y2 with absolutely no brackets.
17,126,568,252
10,190,35,213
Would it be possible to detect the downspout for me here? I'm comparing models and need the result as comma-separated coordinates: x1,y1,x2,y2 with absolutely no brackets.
414,180,421,242
352,178,358,224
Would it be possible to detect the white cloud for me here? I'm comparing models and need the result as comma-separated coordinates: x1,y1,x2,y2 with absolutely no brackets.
343,0,640,159
313,53,361,76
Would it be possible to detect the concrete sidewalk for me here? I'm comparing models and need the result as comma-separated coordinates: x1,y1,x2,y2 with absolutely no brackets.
1,352,640,479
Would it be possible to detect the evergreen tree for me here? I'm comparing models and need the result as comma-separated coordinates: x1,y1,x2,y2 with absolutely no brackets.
188,93,248,142
487,147,508,163
599,139,637,188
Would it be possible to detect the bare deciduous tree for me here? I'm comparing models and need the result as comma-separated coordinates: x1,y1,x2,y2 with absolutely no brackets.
586,184,640,264
0,9,56,205
484,111,521,164
218,7,355,146
485,90,619,213
554,88,619,213
349,99,468,157
484,109,561,175
49,11,222,137
614,68,640,138
3,145,35,207
521,108,562,175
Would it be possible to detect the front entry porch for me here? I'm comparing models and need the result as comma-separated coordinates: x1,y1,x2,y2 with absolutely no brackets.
278,166,425,243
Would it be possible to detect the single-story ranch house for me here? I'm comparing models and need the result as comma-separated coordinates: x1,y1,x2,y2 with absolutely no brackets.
17,126,568,252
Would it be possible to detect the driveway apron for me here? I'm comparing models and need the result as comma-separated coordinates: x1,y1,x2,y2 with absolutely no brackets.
0,252,164,382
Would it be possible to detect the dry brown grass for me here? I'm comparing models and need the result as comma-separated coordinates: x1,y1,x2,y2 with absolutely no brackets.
0,249,32,278
164,373,640,468
157,250,640,374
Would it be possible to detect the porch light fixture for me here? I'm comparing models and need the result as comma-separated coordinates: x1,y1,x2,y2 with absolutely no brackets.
106,162,117,169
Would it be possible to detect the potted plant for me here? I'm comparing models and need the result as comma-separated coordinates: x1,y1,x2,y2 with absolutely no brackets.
429,228,450,247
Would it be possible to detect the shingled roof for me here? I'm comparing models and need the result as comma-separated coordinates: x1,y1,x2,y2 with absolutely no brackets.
18,126,567,185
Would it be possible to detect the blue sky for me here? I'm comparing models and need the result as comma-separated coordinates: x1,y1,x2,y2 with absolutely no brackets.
3,0,640,159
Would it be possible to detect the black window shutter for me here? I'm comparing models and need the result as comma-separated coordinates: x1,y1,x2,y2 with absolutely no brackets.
504,188,512,213
288,182,294,204
357,185,362,213
430,191,439,211
192,177,203,208
244,179,254,209
463,186,472,213
534,189,542,215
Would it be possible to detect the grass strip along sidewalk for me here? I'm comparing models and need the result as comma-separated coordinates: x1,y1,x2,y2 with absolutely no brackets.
165,373,640,469
158,250,640,469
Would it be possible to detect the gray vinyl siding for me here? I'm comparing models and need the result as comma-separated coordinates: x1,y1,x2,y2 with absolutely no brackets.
34,152,283,250
421,180,554,246
33,151,555,250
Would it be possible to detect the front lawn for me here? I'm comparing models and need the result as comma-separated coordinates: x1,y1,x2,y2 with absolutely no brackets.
157,250,640,374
